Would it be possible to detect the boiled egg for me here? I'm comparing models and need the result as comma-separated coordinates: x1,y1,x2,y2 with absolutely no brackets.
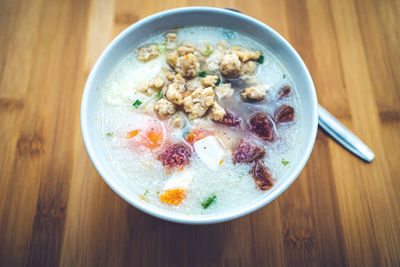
160,169,194,205
193,135,226,170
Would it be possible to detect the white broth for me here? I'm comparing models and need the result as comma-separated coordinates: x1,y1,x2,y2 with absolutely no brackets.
97,26,302,215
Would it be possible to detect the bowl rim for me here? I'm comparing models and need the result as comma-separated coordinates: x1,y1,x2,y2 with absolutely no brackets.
81,6,318,224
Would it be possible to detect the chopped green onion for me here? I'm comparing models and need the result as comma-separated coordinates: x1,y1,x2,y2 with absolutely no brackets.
198,71,207,77
202,195,217,209
132,99,142,108
281,158,289,166
257,55,265,64
202,49,211,56
143,189,149,196
283,74,286,79
156,43,166,53
216,78,222,86
106,132,113,137
156,91,163,100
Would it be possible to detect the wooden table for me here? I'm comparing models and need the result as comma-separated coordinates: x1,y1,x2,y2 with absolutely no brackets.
1,0,399,266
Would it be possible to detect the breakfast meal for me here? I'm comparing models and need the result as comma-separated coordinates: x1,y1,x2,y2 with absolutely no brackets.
97,26,301,215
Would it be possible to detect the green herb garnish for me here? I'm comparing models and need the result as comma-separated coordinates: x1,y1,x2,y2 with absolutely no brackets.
156,91,163,100
106,132,113,137
156,43,166,53
282,158,290,166
198,71,207,77
202,49,211,56
143,189,149,196
257,55,265,64
283,74,286,79
132,99,142,108
216,78,222,86
202,195,217,209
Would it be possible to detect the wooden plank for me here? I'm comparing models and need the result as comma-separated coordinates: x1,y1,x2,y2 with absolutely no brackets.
328,0,400,265
0,0,42,100
0,0,44,266
6,0,91,266
0,0,399,266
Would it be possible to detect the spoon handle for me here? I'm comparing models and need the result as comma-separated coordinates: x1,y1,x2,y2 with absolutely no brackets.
318,105,375,162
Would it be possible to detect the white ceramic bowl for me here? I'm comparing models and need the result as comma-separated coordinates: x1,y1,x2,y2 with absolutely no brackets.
81,7,318,224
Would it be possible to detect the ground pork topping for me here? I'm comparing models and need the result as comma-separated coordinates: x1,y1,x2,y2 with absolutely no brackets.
240,61,257,76
162,67,176,81
152,76,165,90
201,75,219,87
168,51,199,79
241,85,267,102
206,41,226,71
136,82,153,96
183,87,214,120
177,45,195,56
209,102,226,121
154,98,176,117
165,32,177,50
137,44,159,62
185,78,202,91
179,53,198,78
230,46,261,63
215,83,234,98
173,73,186,85
136,76,166,96
165,82,184,105
167,51,179,68
219,54,241,79
170,113,186,129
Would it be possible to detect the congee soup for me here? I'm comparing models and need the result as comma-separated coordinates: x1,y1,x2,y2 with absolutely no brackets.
97,26,301,215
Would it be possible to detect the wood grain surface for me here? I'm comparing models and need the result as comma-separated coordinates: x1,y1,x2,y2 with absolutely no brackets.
1,0,399,266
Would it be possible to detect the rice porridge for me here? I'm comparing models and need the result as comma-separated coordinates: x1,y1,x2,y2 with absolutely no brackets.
97,26,301,215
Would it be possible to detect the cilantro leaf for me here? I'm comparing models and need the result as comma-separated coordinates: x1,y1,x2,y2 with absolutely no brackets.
132,99,142,108
106,132,113,137
156,91,163,100
198,71,207,77
156,43,166,53
202,195,217,209
202,49,211,56
282,158,289,166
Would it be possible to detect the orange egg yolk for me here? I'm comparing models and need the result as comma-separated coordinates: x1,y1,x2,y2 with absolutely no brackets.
160,188,186,205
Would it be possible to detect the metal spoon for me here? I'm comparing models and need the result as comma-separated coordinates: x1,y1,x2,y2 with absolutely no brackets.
318,105,375,162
